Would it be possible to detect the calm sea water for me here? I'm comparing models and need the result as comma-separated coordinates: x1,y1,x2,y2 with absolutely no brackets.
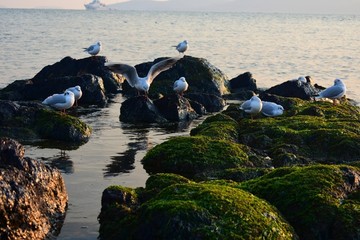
0,9,359,239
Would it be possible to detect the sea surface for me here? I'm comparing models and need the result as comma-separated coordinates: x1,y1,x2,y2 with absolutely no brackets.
0,8,359,239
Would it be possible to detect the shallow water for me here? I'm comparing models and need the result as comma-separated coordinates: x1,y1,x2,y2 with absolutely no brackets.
0,9,359,239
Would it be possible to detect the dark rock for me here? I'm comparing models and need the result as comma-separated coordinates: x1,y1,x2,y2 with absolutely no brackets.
0,56,122,106
32,56,122,93
261,79,319,100
187,99,207,116
154,94,199,122
121,55,230,97
185,93,226,112
229,72,257,92
223,89,255,100
120,96,168,124
0,100,92,143
0,138,67,239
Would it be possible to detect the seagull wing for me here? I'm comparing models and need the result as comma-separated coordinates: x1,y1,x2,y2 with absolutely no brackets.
239,100,251,111
105,62,139,87
319,85,345,98
42,93,66,105
84,45,94,52
147,56,181,84
261,101,277,116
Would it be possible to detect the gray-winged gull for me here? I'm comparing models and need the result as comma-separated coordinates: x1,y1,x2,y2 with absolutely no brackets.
173,40,188,54
84,41,102,56
239,95,263,117
42,90,75,113
66,85,82,106
315,78,346,104
173,77,188,96
261,101,284,117
104,56,182,95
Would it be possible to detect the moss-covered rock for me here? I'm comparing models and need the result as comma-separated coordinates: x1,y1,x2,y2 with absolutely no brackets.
228,100,360,166
190,113,239,142
0,100,91,143
142,135,253,180
238,164,360,240
99,175,298,240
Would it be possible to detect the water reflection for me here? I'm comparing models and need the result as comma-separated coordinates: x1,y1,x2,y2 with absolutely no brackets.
103,119,205,178
103,128,150,177
39,150,74,174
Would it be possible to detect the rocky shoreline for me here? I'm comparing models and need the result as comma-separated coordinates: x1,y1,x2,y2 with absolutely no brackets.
1,55,359,239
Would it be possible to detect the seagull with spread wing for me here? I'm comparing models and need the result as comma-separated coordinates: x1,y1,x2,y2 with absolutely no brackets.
105,56,182,96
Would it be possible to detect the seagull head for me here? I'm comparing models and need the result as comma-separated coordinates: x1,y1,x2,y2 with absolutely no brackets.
97,41,102,46
179,77,186,82
334,78,344,86
74,85,81,92
64,90,74,97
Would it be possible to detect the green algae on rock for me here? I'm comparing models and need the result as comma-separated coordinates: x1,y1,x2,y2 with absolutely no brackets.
99,174,298,240
190,113,239,142
228,100,360,166
0,100,91,143
36,109,92,142
238,164,360,240
142,135,253,180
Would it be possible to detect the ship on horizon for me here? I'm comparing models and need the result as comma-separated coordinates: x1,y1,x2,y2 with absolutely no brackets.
84,0,107,10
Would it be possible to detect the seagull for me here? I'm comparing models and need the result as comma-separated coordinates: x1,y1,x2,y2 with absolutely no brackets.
83,41,101,56
239,95,263,118
104,56,182,96
173,77,188,96
315,78,346,104
261,101,284,117
66,85,82,106
42,90,75,113
173,40,188,54
297,76,307,83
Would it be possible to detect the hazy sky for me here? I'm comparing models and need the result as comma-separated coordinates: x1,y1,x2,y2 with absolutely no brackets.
0,0,359,14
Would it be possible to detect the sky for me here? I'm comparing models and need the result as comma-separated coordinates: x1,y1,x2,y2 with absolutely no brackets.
0,0,359,14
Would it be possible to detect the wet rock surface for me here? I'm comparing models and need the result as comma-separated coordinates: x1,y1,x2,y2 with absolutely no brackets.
0,100,91,143
0,138,68,239
0,56,121,106
121,55,230,97
100,97,360,239
261,79,320,100
99,174,298,240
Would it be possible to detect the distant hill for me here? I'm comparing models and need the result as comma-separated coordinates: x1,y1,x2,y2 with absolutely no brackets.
107,0,359,14
108,0,234,12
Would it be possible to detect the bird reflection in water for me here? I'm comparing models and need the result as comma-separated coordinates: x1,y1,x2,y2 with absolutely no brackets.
103,128,150,177
103,120,202,177
40,150,74,174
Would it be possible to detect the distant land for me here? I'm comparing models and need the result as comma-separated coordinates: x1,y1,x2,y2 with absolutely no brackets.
106,0,360,14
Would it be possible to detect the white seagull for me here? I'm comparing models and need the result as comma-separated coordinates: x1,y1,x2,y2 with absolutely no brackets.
104,56,182,96
66,85,82,106
173,77,188,96
297,76,307,83
42,90,75,113
261,101,284,117
315,78,346,104
173,40,188,54
83,41,102,56
239,96,263,117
